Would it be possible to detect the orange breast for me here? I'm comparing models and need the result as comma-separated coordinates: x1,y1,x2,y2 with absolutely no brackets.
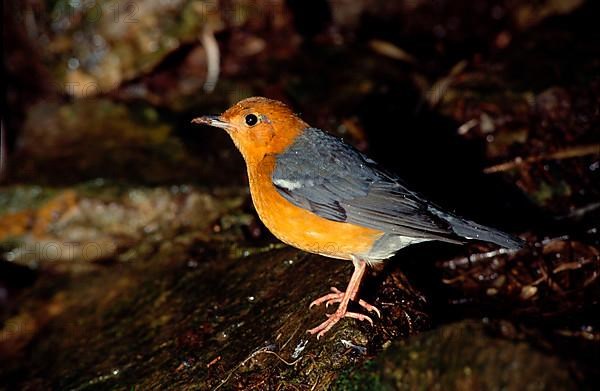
247,156,384,260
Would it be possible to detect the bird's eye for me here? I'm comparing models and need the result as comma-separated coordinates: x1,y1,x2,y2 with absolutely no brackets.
245,114,258,127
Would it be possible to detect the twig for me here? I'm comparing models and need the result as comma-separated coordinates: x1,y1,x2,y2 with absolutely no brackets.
261,350,303,366
206,356,221,368
483,144,600,174
280,323,302,351
201,25,220,93
369,40,416,63
426,60,468,107
212,346,302,391
310,374,321,391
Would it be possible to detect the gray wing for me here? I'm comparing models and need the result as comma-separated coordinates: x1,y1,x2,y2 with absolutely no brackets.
272,128,524,249
272,128,456,241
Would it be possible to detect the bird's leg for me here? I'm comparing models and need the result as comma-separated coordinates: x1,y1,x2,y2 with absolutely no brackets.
309,257,381,316
307,257,380,339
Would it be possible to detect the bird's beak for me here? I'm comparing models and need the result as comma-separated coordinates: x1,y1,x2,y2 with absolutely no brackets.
191,115,233,131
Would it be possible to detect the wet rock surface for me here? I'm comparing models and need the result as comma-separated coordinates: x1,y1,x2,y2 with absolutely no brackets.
0,188,428,389
1,189,597,388
335,320,579,391
10,99,244,185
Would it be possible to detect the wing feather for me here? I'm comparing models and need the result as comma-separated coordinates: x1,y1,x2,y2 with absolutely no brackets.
272,128,456,241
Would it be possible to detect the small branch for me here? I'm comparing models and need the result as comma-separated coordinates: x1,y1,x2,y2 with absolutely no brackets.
369,40,416,63
201,25,220,93
212,345,301,391
483,144,600,174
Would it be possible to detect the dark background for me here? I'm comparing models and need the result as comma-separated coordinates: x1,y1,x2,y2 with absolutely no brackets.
1,0,599,389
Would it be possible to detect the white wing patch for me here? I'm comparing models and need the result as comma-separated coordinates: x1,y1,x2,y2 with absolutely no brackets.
273,178,304,190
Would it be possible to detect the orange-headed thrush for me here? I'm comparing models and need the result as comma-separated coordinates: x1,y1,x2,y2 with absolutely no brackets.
193,97,523,338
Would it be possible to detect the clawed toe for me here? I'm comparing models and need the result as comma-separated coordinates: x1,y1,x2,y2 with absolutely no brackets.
325,311,374,325
344,311,374,325
309,288,381,317
308,287,344,309
307,311,342,339
308,289,380,338
309,293,340,309
308,310,375,339
357,299,381,318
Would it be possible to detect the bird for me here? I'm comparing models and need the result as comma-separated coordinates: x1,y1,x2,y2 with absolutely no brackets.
192,97,523,339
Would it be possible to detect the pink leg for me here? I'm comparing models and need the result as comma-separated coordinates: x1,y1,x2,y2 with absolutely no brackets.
307,257,380,339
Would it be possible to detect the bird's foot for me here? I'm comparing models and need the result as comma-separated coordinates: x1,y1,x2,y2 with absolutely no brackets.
307,308,375,339
309,287,381,317
307,286,381,339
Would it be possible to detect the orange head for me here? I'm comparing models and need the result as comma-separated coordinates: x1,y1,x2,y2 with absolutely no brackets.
192,97,308,164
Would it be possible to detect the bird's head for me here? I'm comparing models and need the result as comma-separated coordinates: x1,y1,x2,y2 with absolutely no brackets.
192,97,308,165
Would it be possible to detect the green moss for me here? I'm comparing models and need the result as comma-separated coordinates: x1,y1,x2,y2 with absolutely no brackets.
333,360,386,391
0,185,58,214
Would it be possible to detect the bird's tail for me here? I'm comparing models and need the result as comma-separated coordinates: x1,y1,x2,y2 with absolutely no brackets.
429,208,524,249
